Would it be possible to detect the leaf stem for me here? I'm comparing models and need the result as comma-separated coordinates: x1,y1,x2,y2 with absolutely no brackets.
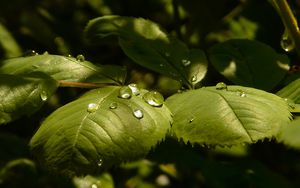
271,0,300,56
58,81,115,88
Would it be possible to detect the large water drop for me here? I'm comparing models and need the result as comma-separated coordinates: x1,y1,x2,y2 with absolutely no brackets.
281,29,295,52
215,82,227,90
143,91,164,107
76,54,85,62
118,86,132,99
87,103,98,113
128,83,140,96
40,91,48,101
133,109,143,119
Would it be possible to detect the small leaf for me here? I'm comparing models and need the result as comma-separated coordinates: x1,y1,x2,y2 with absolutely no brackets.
0,73,58,125
208,39,290,90
0,23,22,58
278,118,300,150
30,86,172,175
0,53,126,85
165,85,291,146
85,15,208,88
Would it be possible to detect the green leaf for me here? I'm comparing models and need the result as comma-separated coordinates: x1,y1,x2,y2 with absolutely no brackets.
276,78,300,103
278,118,300,150
0,73,58,125
0,53,126,85
0,22,22,58
165,85,291,146
85,15,208,88
208,39,289,90
30,86,172,175
73,173,114,188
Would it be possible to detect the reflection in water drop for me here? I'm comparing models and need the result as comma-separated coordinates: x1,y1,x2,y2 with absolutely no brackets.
281,29,295,52
240,91,246,97
128,83,140,95
215,82,227,90
143,91,164,107
191,75,197,82
133,109,143,119
87,103,98,113
109,102,118,109
97,159,103,167
118,86,132,99
40,91,48,101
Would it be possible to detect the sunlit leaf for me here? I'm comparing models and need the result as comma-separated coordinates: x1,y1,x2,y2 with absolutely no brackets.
0,73,58,125
166,85,291,146
85,15,208,88
30,86,172,175
208,39,289,90
0,53,126,85
276,78,300,103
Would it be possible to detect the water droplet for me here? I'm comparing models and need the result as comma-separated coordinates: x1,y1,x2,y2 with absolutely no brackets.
40,91,48,101
128,83,140,95
76,54,85,62
159,64,164,67
87,103,98,113
165,52,170,57
281,29,295,52
133,109,143,119
191,75,197,82
189,118,194,123
109,102,118,109
118,86,132,99
67,54,72,57
143,91,164,107
97,159,103,167
24,50,38,56
216,82,227,90
43,51,49,55
182,59,191,66
240,91,246,97
91,184,97,188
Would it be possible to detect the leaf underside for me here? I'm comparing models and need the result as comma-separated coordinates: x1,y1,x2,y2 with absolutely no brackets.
30,86,172,176
166,85,291,146
0,73,58,125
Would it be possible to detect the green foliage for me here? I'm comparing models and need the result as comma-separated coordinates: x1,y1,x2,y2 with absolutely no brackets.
166,85,291,146
1,1,300,187
30,86,171,175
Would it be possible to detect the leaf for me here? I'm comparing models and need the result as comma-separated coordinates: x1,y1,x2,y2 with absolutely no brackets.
165,85,291,146
208,39,290,90
0,22,22,58
277,118,300,150
73,173,114,188
0,73,58,125
0,53,126,85
85,15,208,88
276,78,300,103
29,86,172,175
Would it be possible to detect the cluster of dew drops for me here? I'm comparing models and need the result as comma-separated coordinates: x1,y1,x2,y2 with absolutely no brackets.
215,82,247,97
86,83,165,120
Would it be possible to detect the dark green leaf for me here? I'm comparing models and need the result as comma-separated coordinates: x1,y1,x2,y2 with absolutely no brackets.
0,23,22,58
208,39,289,90
0,53,126,85
165,85,291,146
85,15,208,88
0,73,58,125
30,86,172,175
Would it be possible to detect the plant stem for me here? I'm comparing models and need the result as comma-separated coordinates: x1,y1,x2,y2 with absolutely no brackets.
272,0,300,56
58,81,115,88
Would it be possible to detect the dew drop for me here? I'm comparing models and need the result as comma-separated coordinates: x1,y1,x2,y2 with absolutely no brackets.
24,50,38,56
240,91,246,97
281,29,295,52
133,109,143,119
91,184,98,188
109,102,118,109
87,103,98,113
97,159,103,167
67,54,72,57
40,91,48,101
43,51,49,55
143,91,164,107
128,83,140,95
189,118,194,123
76,54,85,62
118,86,132,99
182,59,191,66
191,75,197,82
216,82,227,90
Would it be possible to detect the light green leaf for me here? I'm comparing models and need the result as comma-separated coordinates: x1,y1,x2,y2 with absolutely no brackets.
165,85,291,146
73,173,114,188
0,73,58,125
85,15,208,88
208,39,289,90
276,78,300,103
278,118,300,150
0,53,126,85
30,86,172,175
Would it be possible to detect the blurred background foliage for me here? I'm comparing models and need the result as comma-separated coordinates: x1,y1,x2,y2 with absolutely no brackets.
1,0,300,187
